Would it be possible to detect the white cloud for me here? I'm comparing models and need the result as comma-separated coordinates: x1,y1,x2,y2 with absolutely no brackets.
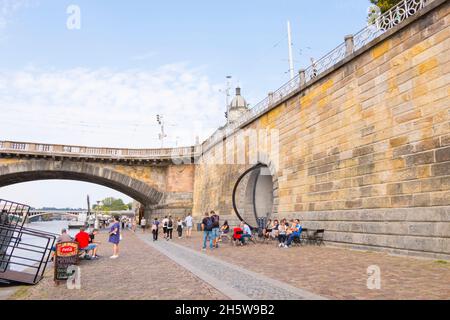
0,0,34,30
0,64,226,148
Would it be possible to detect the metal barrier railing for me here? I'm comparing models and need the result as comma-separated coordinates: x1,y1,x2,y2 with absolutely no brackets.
0,225,56,284
0,199,30,227
0,199,56,285
0,199,30,271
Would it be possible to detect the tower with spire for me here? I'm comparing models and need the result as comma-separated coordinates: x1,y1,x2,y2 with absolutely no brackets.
227,87,248,125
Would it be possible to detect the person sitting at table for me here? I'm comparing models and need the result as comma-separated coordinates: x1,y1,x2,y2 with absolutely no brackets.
220,220,230,234
232,226,243,245
50,228,74,261
278,219,288,247
271,220,279,239
75,227,99,259
219,220,230,242
263,219,272,239
89,228,101,257
285,219,303,248
240,221,252,244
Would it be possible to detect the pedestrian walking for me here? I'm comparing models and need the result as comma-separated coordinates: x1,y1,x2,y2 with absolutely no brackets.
152,217,160,241
141,217,147,233
162,216,169,239
177,218,183,239
184,213,193,238
167,216,174,240
201,212,214,251
109,215,121,259
210,211,220,248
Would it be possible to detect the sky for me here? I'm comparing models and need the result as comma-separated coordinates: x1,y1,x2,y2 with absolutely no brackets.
0,0,372,208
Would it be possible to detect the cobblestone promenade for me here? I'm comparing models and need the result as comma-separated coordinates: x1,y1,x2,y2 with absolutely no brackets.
3,230,449,300
137,233,325,300
6,231,226,300
173,232,450,300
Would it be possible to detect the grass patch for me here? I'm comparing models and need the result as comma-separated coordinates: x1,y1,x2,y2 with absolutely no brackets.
9,286,30,300
434,260,448,265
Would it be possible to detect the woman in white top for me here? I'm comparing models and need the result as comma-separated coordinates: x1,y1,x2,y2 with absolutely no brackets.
278,219,288,247
184,214,194,238
141,218,147,233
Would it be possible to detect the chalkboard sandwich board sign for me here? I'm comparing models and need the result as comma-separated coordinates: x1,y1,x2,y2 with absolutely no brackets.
54,242,79,282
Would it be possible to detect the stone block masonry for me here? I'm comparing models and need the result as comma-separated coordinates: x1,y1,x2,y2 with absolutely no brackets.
192,0,450,259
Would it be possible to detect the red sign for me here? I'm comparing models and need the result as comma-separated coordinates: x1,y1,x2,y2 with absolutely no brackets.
60,245,76,254
55,242,79,281
56,242,78,257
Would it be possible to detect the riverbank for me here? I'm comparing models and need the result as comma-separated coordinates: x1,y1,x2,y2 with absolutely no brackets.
5,229,450,300
6,230,226,300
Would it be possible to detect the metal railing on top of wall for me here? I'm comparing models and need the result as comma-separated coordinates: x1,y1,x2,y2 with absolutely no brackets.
201,0,432,152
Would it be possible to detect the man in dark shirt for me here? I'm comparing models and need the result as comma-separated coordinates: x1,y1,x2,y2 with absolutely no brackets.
201,212,214,251
210,211,220,248
89,229,99,243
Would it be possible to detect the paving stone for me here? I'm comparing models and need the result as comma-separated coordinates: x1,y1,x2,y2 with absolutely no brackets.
6,231,227,300
173,232,450,300
137,234,325,300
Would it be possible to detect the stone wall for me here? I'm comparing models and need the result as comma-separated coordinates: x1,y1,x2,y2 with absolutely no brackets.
192,0,450,259
146,164,195,219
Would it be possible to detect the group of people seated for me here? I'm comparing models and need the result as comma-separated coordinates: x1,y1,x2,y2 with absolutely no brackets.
263,218,303,248
52,227,100,260
218,219,302,248
218,221,253,246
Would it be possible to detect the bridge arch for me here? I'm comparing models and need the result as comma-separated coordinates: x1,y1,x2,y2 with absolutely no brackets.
0,159,163,205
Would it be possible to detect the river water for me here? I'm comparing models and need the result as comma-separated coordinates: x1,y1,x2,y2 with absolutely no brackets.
25,220,77,237
6,221,80,272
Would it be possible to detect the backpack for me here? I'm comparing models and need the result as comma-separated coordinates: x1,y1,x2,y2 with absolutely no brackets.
168,219,173,228
205,217,213,230
211,215,219,227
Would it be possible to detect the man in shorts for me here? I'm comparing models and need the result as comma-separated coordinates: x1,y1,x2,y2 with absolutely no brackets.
141,218,147,233
184,213,193,238
210,211,220,248
161,216,169,239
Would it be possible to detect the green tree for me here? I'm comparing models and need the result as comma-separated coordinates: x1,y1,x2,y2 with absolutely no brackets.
94,197,129,211
370,0,402,13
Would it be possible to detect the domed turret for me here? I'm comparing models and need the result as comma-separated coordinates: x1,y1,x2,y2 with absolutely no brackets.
227,87,248,124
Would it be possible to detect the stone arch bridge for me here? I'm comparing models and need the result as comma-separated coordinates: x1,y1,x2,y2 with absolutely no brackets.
0,141,198,218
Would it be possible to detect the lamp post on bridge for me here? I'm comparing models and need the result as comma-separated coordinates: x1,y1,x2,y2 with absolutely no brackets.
157,114,167,148
95,200,102,230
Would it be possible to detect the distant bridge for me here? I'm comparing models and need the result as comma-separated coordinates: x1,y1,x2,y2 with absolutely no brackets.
27,210,135,220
